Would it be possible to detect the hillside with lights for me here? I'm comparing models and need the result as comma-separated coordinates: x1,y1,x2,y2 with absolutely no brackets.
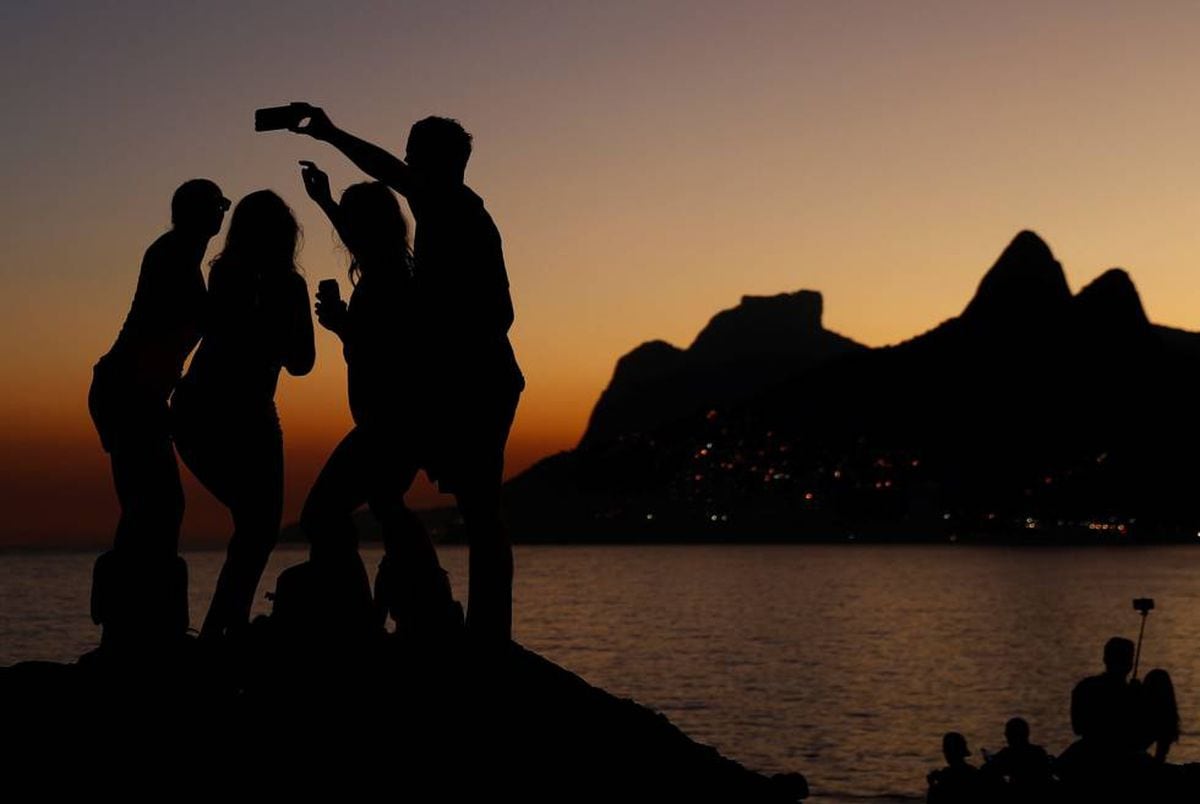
501,232,1200,543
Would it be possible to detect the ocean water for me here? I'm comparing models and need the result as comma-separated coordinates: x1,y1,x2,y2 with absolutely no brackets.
2,544,1198,801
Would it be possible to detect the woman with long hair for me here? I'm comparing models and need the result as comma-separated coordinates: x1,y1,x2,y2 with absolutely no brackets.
1140,668,1180,763
296,162,458,636
171,190,315,640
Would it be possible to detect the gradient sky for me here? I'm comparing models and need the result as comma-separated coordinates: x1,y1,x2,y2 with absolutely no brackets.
3,1,1200,546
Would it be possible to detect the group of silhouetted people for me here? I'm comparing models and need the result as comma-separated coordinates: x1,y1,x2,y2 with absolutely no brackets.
927,637,1188,803
89,104,523,653
928,721,1055,803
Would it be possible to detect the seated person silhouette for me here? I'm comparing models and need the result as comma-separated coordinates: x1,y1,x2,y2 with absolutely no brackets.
982,717,1054,801
1136,668,1180,764
1056,636,1143,798
926,732,983,804
1071,637,1138,754
1129,668,1193,802
88,179,229,650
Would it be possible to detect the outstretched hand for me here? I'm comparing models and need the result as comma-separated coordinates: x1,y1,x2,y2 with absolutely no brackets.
299,160,333,206
288,102,334,140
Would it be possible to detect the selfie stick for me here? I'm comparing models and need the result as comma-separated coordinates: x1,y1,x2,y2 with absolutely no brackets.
1133,608,1150,680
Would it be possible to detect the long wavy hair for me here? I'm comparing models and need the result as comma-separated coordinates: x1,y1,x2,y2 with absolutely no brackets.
336,182,411,285
212,190,301,277
1143,669,1180,746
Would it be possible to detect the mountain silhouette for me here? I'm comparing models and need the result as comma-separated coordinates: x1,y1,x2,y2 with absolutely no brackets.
581,291,864,447
1073,268,1151,336
504,231,1200,542
961,229,1072,328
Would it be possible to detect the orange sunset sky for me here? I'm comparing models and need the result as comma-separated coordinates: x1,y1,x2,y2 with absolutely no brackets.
3,2,1200,546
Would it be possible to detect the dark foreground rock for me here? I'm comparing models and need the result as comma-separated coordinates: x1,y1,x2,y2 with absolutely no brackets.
1,635,806,801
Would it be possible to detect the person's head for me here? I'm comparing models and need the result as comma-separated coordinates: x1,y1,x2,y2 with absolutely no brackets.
1103,637,1135,678
942,732,970,765
1004,717,1030,748
1143,669,1180,743
172,179,229,239
213,190,300,277
336,182,410,284
405,116,472,186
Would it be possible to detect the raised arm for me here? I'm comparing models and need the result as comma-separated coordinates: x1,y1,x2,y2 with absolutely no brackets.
298,160,350,239
296,160,350,341
289,104,414,197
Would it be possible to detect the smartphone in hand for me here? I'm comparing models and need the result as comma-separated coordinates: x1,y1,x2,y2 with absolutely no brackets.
317,279,341,305
255,104,306,132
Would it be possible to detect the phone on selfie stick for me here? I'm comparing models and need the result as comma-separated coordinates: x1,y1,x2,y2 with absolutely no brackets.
1132,597,1155,679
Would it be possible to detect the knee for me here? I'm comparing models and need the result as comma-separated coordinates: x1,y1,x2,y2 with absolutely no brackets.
235,490,282,533
229,512,279,556
225,538,276,574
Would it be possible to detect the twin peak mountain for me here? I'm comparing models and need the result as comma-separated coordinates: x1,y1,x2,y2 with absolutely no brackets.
506,231,1200,541
582,230,1161,448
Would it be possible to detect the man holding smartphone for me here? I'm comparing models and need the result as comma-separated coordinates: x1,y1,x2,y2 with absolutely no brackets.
278,104,523,645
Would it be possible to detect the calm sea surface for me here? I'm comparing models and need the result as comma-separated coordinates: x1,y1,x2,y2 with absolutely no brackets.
2,544,1198,801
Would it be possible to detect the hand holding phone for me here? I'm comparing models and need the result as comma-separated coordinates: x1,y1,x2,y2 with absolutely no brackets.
255,102,332,139
315,279,347,334
317,278,341,305
299,161,333,205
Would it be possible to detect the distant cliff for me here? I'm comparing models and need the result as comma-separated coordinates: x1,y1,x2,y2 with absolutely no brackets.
582,291,864,446
504,231,1200,542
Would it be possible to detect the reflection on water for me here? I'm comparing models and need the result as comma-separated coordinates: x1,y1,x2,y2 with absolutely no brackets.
2,544,1198,800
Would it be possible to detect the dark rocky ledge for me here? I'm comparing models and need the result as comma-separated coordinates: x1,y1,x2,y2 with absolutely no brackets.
1,634,807,801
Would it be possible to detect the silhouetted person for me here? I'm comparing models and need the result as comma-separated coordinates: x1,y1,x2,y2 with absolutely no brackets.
88,179,229,649
282,104,524,643
982,717,1054,802
1057,637,1142,800
927,732,984,804
1071,637,1139,753
296,163,459,636
170,190,314,640
1137,669,1180,764
1130,668,1192,803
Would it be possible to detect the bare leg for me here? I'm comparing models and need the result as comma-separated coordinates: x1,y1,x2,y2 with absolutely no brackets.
91,390,189,645
201,500,280,637
458,482,513,644
174,402,284,639
301,428,370,562
454,386,520,644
